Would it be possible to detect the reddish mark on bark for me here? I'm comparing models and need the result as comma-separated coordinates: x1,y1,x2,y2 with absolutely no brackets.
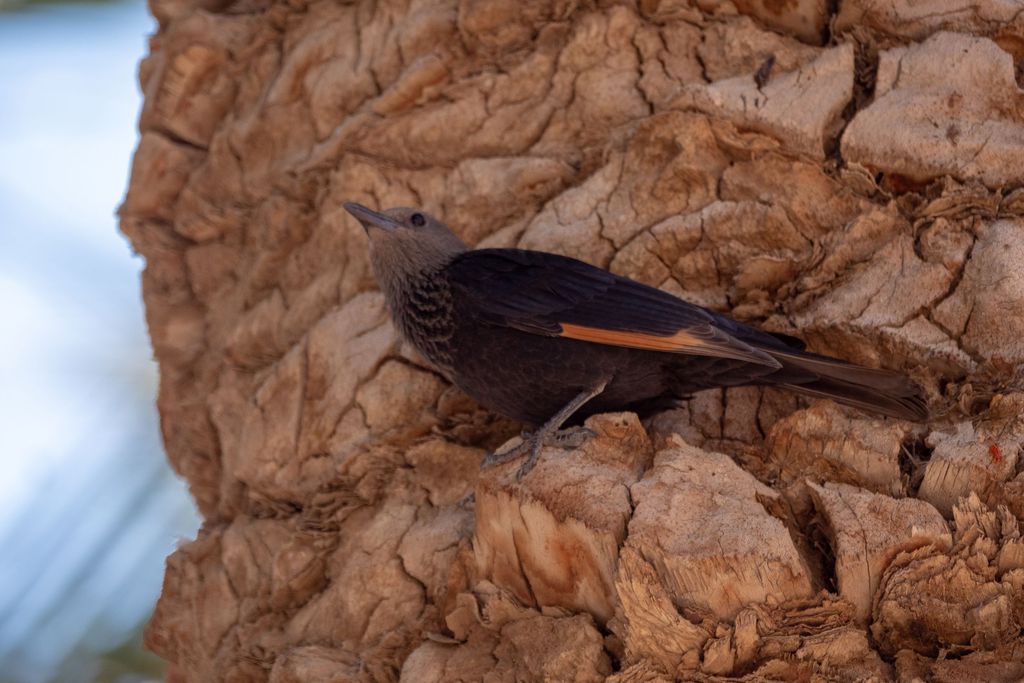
989,442,1003,464
883,173,931,194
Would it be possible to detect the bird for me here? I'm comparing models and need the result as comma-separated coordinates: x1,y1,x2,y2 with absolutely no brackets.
344,202,928,478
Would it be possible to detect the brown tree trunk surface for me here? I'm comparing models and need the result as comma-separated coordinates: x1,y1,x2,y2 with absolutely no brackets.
121,0,1024,680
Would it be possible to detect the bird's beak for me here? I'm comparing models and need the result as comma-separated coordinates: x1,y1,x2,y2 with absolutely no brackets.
343,202,399,232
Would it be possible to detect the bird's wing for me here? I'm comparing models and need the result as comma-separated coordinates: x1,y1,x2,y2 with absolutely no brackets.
447,248,780,368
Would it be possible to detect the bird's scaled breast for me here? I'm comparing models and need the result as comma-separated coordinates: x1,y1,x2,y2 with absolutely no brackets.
390,273,458,378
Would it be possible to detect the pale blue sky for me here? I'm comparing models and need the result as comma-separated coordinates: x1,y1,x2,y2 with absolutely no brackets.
0,2,199,680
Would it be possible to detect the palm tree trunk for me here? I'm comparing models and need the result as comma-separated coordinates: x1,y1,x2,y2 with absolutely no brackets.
122,1,1024,680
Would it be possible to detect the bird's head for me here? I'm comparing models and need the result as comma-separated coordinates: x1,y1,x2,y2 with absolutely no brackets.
344,202,467,294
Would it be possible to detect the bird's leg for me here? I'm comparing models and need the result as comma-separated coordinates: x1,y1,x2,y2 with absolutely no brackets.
483,379,609,480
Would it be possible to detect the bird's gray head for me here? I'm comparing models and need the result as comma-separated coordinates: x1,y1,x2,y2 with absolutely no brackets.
344,202,467,299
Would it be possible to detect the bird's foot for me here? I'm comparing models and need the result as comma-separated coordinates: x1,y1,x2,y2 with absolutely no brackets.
547,425,594,450
480,435,532,470
482,426,596,480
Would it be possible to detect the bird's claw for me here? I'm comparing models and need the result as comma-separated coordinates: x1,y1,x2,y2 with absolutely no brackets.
480,438,531,469
482,426,597,480
549,426,595,449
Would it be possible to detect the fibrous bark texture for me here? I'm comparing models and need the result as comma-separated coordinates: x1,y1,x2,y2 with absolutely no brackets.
121,0,1024,680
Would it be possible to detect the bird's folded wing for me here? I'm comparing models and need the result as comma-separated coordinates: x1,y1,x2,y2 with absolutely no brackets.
447,248,779,367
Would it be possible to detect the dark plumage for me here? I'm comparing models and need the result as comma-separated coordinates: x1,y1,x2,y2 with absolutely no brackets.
345,202,928,477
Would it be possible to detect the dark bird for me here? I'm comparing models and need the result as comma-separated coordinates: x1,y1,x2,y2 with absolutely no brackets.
344,203,928,478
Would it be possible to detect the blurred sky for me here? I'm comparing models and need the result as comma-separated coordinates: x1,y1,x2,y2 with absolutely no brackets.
0,1,200,681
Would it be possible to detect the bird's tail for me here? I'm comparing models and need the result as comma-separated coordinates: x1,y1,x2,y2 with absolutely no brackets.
765,349,929,421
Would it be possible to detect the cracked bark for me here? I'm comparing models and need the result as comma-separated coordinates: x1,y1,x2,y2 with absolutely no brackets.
124,1,1024,681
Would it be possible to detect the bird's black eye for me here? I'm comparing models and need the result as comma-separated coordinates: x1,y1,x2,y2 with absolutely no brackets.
410,212,426,227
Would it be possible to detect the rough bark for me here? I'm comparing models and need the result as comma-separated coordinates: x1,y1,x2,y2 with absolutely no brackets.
121,0,1024,680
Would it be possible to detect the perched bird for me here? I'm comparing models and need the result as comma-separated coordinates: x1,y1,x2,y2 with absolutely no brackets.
345,203,928,478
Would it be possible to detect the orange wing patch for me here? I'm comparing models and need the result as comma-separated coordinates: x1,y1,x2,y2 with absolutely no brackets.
557,322,779,367
559,322,704,352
